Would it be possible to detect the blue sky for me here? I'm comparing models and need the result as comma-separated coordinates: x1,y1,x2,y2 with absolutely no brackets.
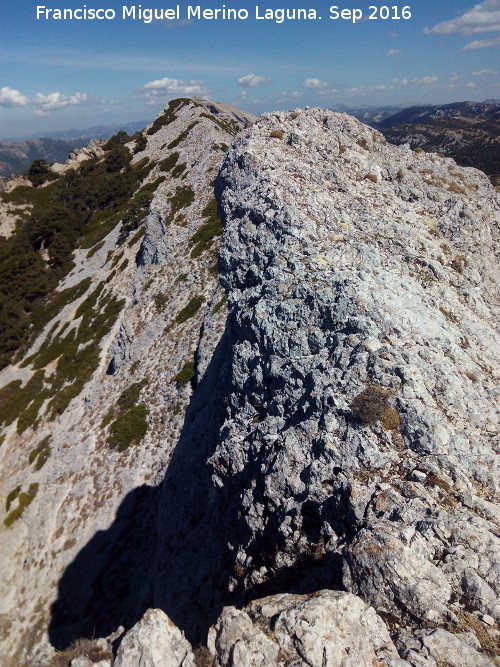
1,0,499,137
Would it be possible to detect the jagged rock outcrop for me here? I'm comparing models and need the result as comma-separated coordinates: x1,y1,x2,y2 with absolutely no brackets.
51,139,106,174
114,609,194,667
205,108,498,662
207,590,401,666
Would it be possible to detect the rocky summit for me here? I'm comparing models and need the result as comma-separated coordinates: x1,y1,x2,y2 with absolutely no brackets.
0,101,498,667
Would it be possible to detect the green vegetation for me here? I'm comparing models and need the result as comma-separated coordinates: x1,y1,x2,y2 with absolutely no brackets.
174,214,187,227
153,292,168,312
110,251,124,268
350,385,400,431
175,360,195,386
146,98,187,135
29,436,51,470
168,185,195,216
200,112,238,135
16,284,125,421
3,483,38,527
133,133,147,153
167,122,198,150
86,240,106,259
117,175,164,244
104,380,149,452
171,162,187,179
159,152,179,172
5,486,21,512
103,130,129,151
175,295,205,324
189,198,223,258
212,142,229,152
0,137,154,370
212,295,227,314
0,370,45,428
18,278,92,365
127,226,146,247
26,158,59,187
17,393,46,434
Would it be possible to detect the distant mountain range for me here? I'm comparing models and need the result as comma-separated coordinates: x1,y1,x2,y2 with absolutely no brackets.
375,100,500,130
3,120,151,142
330,104,407,126
2,101,499,180
0,137,88,178
0,120,151,178
378,102,500,186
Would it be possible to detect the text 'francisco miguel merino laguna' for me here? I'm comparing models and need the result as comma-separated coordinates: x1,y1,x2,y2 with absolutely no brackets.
36,4,413,22
36,4,323,22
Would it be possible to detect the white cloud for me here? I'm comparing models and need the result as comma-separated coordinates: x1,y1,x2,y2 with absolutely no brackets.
472,68,499,75
301,78,328,89
391,77,409,85
466,81,476,87
424,0,500,35
142,76,208,104
0,86,95,114
386,48,403,55
462,36,500,48
0,86,29,107
238,73,269,87
33,91,89,111
410,76,439,84
450,72,459,81
342,84,394,94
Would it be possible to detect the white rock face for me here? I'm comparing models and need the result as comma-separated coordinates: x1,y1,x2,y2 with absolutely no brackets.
208,590,400,667
209,108,499,661
114,609,195,667
51,139,106,174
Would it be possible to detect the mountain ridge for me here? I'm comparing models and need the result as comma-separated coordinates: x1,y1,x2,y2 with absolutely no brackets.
0,99,498,667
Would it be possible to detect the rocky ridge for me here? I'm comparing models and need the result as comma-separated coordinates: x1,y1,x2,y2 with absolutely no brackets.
0,102,498,666
150,108,499,665
0,98,254,665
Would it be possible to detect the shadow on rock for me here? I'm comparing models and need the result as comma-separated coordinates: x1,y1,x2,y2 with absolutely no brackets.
49,319,347,649
48,484,160,649
49,326,238,649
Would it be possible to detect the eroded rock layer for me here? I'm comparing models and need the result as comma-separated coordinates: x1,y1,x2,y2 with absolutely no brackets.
206,108,499,662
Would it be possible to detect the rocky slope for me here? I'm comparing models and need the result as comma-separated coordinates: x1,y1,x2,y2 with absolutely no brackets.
209,108,500,663
0,98,254,665
1,102,499,666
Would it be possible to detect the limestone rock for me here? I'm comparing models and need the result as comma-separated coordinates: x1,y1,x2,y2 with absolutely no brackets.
211,108,499,661
114,609,195,667
208,590,400,667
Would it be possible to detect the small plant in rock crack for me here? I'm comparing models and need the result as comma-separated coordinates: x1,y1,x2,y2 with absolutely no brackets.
350,385,400,431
